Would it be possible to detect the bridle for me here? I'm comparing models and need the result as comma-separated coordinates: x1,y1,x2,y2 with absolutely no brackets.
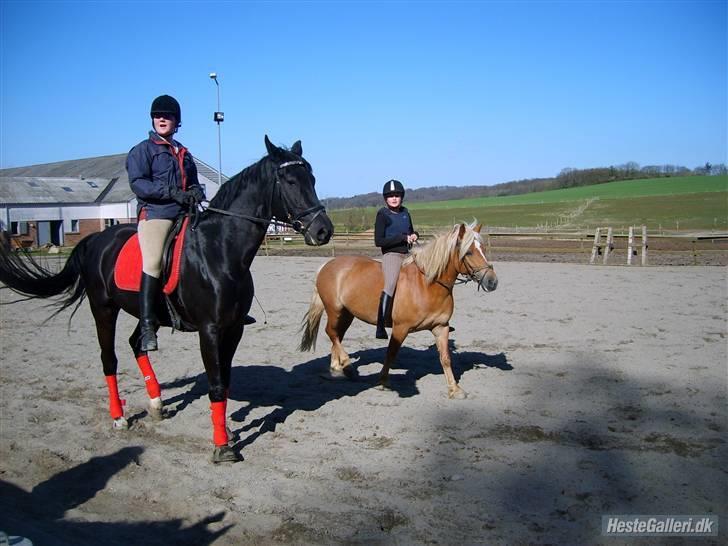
426,244,494,294
272,161,326,236
458,252,494,291
201,159,326,238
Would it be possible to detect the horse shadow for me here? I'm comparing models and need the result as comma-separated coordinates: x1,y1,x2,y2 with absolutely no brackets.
0,446,231,545
161,340,511,453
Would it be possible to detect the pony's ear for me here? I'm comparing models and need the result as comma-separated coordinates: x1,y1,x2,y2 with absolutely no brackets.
457,223,466,239
291,140,303,156
264,135,281,158
474,223,482,233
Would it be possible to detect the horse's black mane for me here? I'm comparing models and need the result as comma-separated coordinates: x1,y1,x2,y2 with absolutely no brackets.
208,145,308,211
208,155,274,210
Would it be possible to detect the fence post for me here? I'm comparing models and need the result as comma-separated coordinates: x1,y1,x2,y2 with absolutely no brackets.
627,226,634,266
590,228,601,264
641,225,648,266
602,227,613,265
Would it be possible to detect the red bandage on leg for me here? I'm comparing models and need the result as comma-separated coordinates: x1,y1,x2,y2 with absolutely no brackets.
105,375,125,419
210,401,228,447
136,355,161,399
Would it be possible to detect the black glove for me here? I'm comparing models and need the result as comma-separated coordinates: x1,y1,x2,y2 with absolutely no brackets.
187,185,206,204
170,186,203,206
170,186,188,205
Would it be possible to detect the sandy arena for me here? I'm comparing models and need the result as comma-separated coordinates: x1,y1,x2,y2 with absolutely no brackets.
1,257,726,545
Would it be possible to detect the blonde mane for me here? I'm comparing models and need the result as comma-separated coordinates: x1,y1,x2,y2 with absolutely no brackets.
403,221,482,283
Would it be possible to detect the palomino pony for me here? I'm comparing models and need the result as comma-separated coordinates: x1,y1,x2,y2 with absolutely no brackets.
0,136,333,463
299,222,497,399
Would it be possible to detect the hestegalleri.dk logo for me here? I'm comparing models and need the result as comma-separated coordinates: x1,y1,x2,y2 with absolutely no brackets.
602,515,718,536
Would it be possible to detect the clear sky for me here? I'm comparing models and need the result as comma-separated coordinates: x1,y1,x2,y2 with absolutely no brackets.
1,0,726,199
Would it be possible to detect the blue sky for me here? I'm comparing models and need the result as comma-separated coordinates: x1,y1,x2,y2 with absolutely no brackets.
1,0,725,199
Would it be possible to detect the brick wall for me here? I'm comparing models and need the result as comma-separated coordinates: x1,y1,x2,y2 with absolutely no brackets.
64,218,135,247
9,217,136,249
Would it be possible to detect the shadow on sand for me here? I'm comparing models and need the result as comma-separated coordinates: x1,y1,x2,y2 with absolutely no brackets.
0,447,231,545
160,340,511,455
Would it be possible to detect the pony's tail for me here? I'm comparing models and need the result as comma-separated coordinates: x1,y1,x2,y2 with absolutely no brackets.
298,283,325,352
0,235,91,320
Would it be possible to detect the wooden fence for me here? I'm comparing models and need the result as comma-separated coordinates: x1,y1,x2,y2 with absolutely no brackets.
261,228,728,264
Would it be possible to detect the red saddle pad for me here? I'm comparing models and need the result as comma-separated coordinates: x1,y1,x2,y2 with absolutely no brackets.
114,218,189,295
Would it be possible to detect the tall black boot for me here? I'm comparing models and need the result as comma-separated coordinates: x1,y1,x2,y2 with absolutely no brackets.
376,292,392,340
139,273,160,352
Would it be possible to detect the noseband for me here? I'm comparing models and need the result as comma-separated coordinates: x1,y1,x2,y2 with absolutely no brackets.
458,251,494,291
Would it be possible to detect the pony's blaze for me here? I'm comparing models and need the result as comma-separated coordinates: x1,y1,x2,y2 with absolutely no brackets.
473,239,498,292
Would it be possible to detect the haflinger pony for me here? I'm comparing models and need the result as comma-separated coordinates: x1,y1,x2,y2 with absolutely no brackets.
0,136,333,463
299,221,497,399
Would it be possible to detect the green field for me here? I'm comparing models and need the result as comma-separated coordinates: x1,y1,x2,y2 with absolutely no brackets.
329,175,728,231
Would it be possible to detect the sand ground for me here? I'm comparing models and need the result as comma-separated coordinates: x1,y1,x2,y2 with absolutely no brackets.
1,257,726,545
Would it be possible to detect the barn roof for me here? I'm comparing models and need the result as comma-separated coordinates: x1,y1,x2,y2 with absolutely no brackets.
0,153,228,205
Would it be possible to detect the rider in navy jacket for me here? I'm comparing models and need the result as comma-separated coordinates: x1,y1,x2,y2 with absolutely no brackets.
126,95,205,353
126,131,204,220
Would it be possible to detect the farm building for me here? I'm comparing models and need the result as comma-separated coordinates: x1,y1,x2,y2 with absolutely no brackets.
0,153,227,249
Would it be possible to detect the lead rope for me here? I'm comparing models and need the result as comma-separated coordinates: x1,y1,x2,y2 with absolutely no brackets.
253,295,268,325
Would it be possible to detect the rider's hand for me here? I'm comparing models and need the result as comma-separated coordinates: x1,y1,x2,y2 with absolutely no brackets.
170,186,187,205
187,186,206,203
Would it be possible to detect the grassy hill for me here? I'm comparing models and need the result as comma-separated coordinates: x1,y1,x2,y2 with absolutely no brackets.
329,175,727,231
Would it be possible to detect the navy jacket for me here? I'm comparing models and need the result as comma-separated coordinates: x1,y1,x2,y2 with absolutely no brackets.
374,206,418,254
126,132,205,220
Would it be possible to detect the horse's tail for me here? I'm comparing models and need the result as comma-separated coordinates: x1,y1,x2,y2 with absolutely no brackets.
298,281,325,352
0,235,91,321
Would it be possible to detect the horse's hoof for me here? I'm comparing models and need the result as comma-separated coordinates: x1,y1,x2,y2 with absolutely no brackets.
448,388,468,400
148,397,164,420
375,379,392,391
211,445,242,463
112,417,129,430
320,368,349,381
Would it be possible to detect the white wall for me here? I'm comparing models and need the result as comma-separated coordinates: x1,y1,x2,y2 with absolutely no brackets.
0,201,137,231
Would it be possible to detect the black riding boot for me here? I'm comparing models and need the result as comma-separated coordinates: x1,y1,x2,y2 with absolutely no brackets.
376,292,392,340
139,273,160,352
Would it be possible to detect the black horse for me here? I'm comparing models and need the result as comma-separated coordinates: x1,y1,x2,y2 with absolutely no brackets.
0,136,333,462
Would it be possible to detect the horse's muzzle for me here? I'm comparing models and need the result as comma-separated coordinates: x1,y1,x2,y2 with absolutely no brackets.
478,270,498,292
302,213,334,246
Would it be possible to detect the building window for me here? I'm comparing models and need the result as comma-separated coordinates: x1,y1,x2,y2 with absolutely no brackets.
104,219,118,228
10,221,29,235
69,219,80,233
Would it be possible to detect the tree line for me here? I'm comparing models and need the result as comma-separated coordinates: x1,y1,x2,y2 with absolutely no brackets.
322,162,727,210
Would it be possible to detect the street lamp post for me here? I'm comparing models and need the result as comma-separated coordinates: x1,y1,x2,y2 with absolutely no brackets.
209,72,224,188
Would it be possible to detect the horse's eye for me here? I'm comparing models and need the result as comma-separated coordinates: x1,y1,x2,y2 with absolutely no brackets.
465,250,473,256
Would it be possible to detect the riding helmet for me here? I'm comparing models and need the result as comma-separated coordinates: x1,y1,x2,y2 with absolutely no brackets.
150,95,182,125
382,179,405,198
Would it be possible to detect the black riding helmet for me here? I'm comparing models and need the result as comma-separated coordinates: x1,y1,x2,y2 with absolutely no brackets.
150,95,181,126
382,179,405,198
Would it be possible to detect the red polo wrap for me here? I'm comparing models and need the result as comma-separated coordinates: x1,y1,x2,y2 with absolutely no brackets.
105,375,125,419
210,401,228,446
136,355,161,399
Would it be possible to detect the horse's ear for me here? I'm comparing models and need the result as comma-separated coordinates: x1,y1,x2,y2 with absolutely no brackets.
474,223,482,233
264,135,280,158
291,140,303,156
457,223,466,239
